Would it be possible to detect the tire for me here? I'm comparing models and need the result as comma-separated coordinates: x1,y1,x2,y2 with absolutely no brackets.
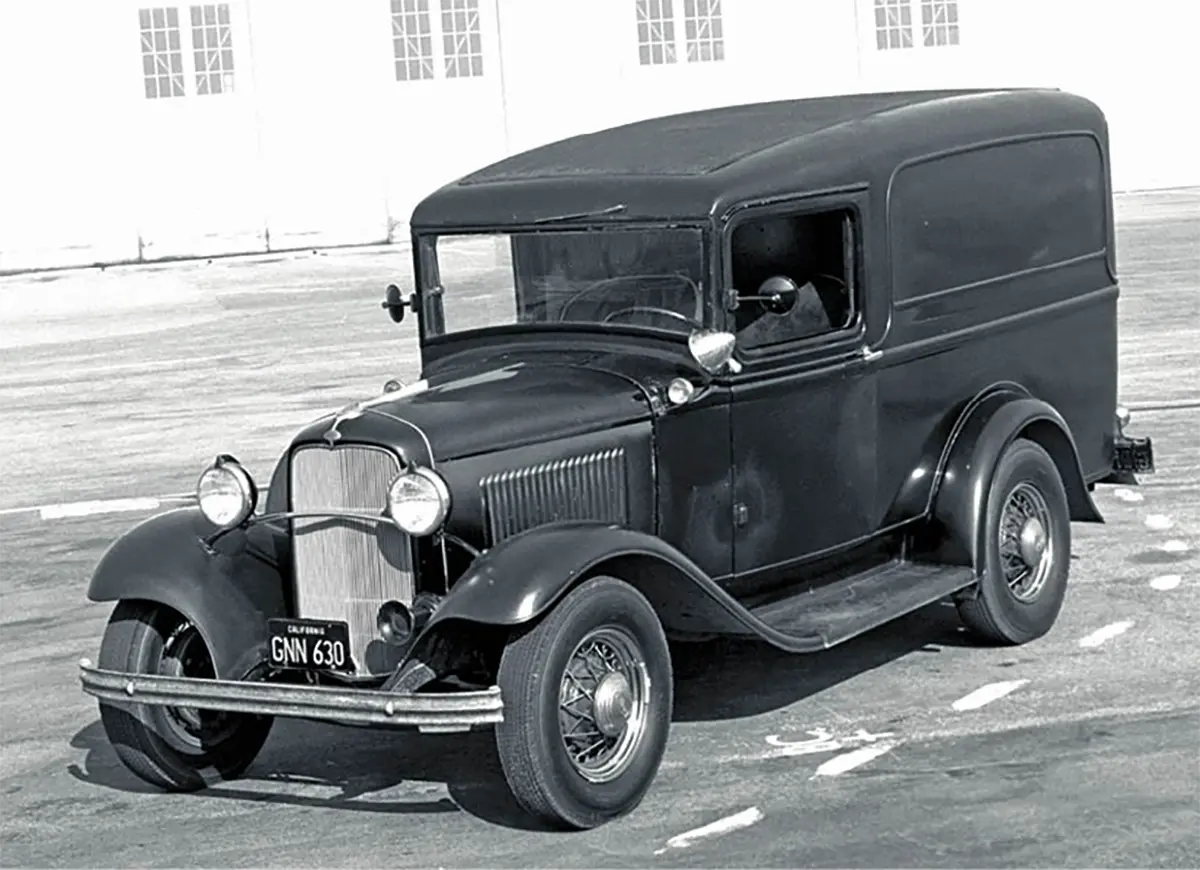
494,575,673,830
96,600,274,791
957,438,1072,645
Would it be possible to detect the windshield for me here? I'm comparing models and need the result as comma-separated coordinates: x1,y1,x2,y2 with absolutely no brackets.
419,226,708,338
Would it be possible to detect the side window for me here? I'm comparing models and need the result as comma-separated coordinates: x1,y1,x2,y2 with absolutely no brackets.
728,208,856,350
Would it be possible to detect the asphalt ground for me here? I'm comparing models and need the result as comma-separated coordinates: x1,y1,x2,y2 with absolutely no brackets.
0,189,1197,867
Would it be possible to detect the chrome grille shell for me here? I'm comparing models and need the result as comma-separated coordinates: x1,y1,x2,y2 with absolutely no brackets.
288,443,415,679
480,447,629,545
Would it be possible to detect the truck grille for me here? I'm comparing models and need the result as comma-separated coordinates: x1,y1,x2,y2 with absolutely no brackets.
480,447,628,545
289,444,415,678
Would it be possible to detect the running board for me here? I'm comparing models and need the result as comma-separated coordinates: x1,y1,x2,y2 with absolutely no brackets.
744,561,977,651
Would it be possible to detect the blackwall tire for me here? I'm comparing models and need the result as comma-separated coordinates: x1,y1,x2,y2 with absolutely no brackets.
494,575,673,830
957,438,1072,645
96,600,274,791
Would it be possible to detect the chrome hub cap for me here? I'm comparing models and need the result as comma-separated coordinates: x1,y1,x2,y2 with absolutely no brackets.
1019,516,1048,565
592,672,634,738
558,626,651,784
999,482,1054,602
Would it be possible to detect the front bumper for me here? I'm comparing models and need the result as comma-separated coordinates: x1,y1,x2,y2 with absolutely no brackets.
79,658,504,732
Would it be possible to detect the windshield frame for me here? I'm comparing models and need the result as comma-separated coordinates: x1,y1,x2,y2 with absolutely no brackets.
411,221,715,347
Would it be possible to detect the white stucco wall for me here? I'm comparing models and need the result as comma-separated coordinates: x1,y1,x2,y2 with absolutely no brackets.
0,0,1193,273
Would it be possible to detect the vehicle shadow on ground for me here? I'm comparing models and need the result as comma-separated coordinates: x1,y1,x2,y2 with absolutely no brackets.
66,599,975,832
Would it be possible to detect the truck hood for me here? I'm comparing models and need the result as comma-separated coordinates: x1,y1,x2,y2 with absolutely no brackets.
291,358,660,464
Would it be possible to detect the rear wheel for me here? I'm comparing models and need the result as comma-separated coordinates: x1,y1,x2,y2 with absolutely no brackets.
494,575,673,829
96,600,273,791
957,438,1072,645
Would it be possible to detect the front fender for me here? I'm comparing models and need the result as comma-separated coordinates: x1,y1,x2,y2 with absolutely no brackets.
420,521,753,638
87,508,291,680
930,395,1103,570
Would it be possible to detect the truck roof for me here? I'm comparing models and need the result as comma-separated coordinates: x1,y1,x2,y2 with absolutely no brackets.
410,88,1108,230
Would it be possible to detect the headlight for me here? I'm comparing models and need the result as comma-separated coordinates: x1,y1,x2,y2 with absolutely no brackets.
387,466,450,536
196,455,257,529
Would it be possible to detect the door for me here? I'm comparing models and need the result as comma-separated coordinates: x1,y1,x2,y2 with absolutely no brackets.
725,201,879,577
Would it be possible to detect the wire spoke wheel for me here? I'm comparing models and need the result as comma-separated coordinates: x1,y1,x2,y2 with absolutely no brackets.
557,626,651,784
997,481,1054,602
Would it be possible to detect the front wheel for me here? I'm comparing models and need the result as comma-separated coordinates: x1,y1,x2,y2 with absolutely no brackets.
494,575,673,830
957,438,1072,645
96,600,274,791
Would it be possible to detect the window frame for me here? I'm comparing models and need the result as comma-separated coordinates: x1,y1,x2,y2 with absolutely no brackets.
137,3,237,100
718,193,869,365
391,0,486,83
635,0,726,67
869,0,960,53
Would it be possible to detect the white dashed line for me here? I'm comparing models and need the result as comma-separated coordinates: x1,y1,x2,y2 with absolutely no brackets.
38,497,164,520
654,806,764,854
1079,620,1135,648
810,743,897,779
1161,540,1190,554
951,679,1030,712
1149,574,1182,591
1111,488,1145,503
1145,514,1175,530
0,493,194,521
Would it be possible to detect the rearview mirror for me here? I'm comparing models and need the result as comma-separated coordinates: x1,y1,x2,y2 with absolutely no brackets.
688,329,743,374
381,284,412,323
738,275,800,315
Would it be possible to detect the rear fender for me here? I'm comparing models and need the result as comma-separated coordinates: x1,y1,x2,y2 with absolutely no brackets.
415,521,753,643
87,508,291,680
928,395,1103,571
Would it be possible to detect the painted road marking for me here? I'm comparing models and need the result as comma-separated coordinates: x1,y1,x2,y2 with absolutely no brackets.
951,679,1030,711
762,727,895,759
0,493,195,521
1149,574,1183,591
1161,540,1190,554
1145,514,1175,530
811,743,897,779
1079,621,1135,648
1111,488,1145,503
654,806,764,854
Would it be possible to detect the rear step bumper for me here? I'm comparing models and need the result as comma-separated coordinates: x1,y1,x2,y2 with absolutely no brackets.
78,658,504,732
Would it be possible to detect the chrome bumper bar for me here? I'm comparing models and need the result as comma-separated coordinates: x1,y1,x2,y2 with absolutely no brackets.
78,658,504,732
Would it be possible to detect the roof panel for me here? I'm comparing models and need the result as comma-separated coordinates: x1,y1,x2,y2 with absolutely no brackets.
459,90,983,183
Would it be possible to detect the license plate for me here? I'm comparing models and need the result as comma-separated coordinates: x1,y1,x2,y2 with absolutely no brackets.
1113,436,1155,473
267,618,354,673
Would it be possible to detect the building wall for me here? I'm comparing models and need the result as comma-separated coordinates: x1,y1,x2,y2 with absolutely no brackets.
0,0,1193,273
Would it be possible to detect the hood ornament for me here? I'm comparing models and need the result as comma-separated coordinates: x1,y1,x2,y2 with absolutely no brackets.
319,378,431,446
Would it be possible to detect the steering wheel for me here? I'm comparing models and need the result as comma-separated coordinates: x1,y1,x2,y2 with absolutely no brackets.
602,306,701,330
557,274,701,323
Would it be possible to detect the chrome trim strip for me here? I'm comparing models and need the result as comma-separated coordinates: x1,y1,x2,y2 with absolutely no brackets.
79,659,503,730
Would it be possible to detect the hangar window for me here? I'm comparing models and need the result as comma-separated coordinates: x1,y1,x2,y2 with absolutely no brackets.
139,7,186,99
728,208,858,351
190,5,235,95
683,0,724,63
441,0,484,78
392,0,483,81
138,5,235,99
635,0,725,66
872,0,959,51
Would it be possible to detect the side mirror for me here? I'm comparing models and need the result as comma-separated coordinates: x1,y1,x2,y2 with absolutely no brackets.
688,329,743,374
738,275,800,315
381,283,413,323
